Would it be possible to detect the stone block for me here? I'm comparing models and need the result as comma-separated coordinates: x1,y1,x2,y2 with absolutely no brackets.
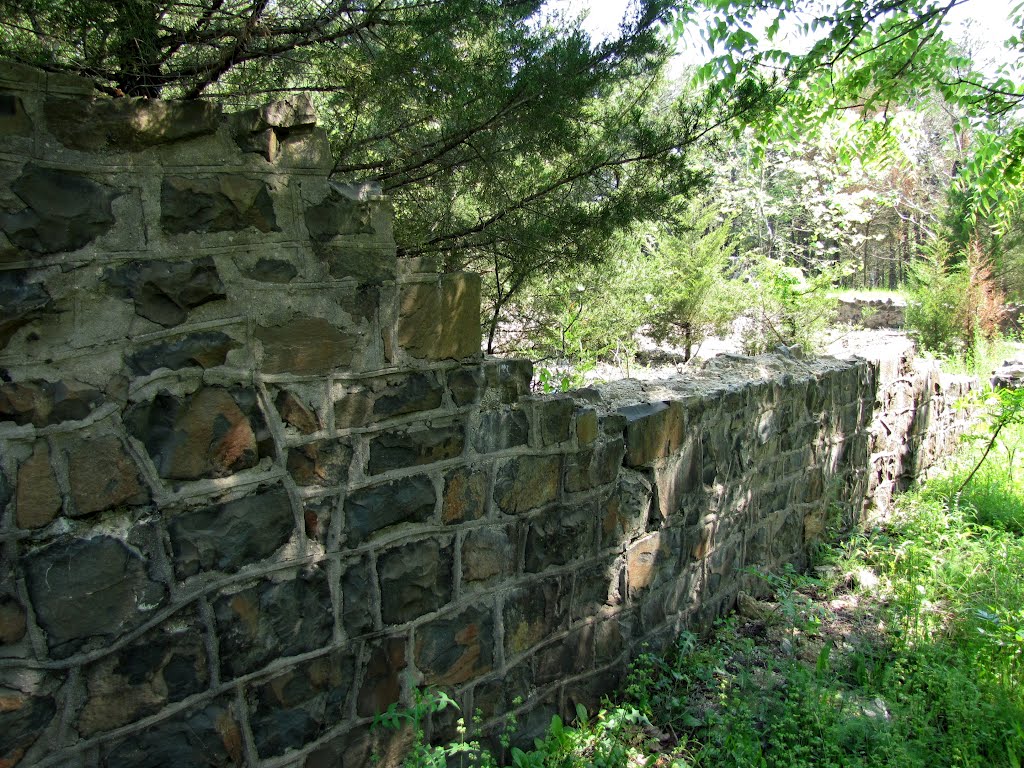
0,92,32,137
571,563,615,620
474,408,529,453
357,636,407,717
594,617,626,664
367,420,464,474
625,533,669,599
106,257,225,327
345,474,435,545
78,615,209,736
342,556,374,637
535,625,593,685
525,502,596,573
64,433,150,515
318,243,397,284
481,359,532,404
601,470,651,550
397,274,481,361
239,256,299,283
502,578,568,657
0,595,27,645
15,440,61,529
461,527,516,588
564,438,624,493
126,387,264,481
0,684,56,767
275,389,321,434
0,270,50,351
536,396,575,446
161,175,279,234
100,698,243,768
334,387,375,429
0,164,117,254
648,441,700,525
214,569,332,679
0,379,105,427
373,372,443,419
128,331,240,375
619,401,686,468
257,316,358,375
576,407,599,445
305,186,380,238
44,97,220,150
447,367,483,406
250,649,355,758
416,605,494,686
378,538,454,625
23,535,167,658
287,439,352,488
494,454,560,515
442,465,487,523
473,662,532,720
168,486,295,578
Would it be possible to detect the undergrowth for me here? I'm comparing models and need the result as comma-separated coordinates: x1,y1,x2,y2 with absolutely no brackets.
374,419,1024,767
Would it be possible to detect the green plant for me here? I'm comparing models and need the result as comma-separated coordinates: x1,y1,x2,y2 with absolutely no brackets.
740,258,839,355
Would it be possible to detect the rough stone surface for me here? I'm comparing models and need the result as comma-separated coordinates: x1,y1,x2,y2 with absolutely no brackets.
345,474,435,545
214,570,333,679
474,408,529,453
15,440,62,529
357,637,407,718
0,379,105,426
525,503,596,573
368,421,464,474
0,687,56,766
416,606,494,685
0,595,27,645
0,271,50,349
462,528,515,586
341,557,374,637
0,92,32,136
287,439,351,487
305,186,378,239
373,372,443,419
64,433,149,515
257,317,357,375
378,538,454,625
442,466,487,524
397,274,481,360
127,331,239,375
168,486,295,577
23,535,166,658
45,96,221,150
162,175,279,234
503,579,568,657
494,454,560,514
276,390,321,434
1,164,118,253
107,257,225,327
127,387,261,481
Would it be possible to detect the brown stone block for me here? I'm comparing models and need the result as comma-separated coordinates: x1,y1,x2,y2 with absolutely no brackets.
15,440,61,529
64,434,149,515
494,454,560,515
442,465,487,524
257,317,357,375
626,533,668,598
619,401,686,467
357,637,407,717
0,595,27,645
415,605,494,686
397,274,481,361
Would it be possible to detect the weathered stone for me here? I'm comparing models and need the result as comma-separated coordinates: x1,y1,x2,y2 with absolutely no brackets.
601,469,651,549
318,243,397,284
494,454,560,514
168,486,295,578
241,257,298,283
287,439,351,487
276,390,321,434
572,564,615,620
536,396,575,446
15,441,61,529
378,538,454,625
503,578,568,657
23,535,166,658
45,97,221,150
619,401,685,467
342,557,374,637
473,662,533,720
415,605,493,686
64,434,149,515
373,372,443,419
367,421,464,475
564,438,624,493
161,176,279,234
250,649,355,758
127,387,262,481
536,626,593,686
397,274,481,361
214,569,332,679
334,387,374,429
0,686,56,766
0,271,50,350
78,617,208,736
474,408,529,453
356,637,407,717
257,317,357,375
525,503,596,573
345,475,435,545
482,359,533,404
106,257,225,327
127,331,239,375
1,164,117,253
576,408,599,445
101,699,243,768
0,93,32,136
461,527,515,587
0,596,27,645
625,533,668,598
305,186,378,239
0,379,104,427
442,466,487,524
447,367,483,406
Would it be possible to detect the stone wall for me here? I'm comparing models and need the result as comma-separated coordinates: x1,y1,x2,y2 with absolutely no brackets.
0,64,975,768
836,298,906,329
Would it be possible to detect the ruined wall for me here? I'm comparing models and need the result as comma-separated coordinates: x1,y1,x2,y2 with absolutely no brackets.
836,298,906,329
0,63,975,768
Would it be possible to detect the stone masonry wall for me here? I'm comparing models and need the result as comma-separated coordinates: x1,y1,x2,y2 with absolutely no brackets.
0,63,975,768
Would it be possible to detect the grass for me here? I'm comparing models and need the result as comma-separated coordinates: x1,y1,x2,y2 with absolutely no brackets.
376,420,1024,768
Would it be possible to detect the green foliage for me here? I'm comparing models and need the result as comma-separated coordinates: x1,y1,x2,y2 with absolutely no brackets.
740,258,839,354
904,238,971,357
